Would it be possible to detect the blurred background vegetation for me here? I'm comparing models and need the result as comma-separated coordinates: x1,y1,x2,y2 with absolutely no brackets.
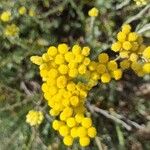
0,0,150,149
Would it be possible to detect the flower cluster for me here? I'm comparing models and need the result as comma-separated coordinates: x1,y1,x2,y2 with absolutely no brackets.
26,110,44,126
111,24,150,76
18,6,27,15
0,6,36,38
0,11,11,22
87,53,123,83
18,6,36,16
4,24,19,37
30,44,97,146
133,0,149,5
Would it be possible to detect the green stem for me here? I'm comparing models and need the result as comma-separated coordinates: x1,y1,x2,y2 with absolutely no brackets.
116,124,125,148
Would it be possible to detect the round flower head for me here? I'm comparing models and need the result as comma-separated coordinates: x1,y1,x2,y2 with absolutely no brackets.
67,117,77,128
72,45,81,54
111,42,122,52
122,24,131,34
134,0,148,6
30,56,43,65
63,136,73,146
59,125,70,137
70,127,78,138
58,43,69,54
101,73,111,83
143,63,150,73
98,53,109,63
4,24,19,37
1,11,11,22
120,59,131,70
79,136,90,147
77,126,87,137
52,120,64,130
18,6,27,15
81,117,92,128
88,7,99,17
26,110,44,126
143,46,150,59
88,127,97,138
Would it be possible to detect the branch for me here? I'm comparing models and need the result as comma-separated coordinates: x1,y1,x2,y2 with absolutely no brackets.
116,0,131,10
137,23,150,34
87,103,132,131
87,103,145,131
125,4,150,24
110,111,145,130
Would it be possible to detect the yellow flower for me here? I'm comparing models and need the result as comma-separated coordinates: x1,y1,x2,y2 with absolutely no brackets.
78,64,87,75
26,110,44,126
88,127,97,138
4,24,19,37
54,54,65,64
113,69,123,80
122,24,131,34
30,56,43,65
63,136,73,146
29,8,36,17
111,42,122,52
72,45,81,55
143,63,150,73
134,0,148,6
58,43,69,54
59,125,70,137
81,118,92,128
122,41,132,50
98,53,109,63
65,52,75,62
70,127,78,138
128,32,138,42
143,46,150,59
75,113,84,123
117,32,126,42
1,11,11,22
120,59,131,70
66,117,77,128
82,46,90,56
107,60,118,71
88,7,99,17
47,46,58,56
69,68,78,77
96,64,106,74
57,76,67,88
70,96,79,107
79,137,90,147
52,120,63,130
119,51,129,58
77,127,87,137
18,6,27,15
129,53,138,62
58,64,68,74
101,73,111,83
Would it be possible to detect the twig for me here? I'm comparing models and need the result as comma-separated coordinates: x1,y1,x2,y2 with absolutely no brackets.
95,136,103,150
0,98,31,112
87,103,132,131
116,124,125,147
26,127,36,150
137,23,150,33
68,0,85,21
116,0,131,10
125,4,150,24
111,111,145,130
20,81,32,96
38,0,67,19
